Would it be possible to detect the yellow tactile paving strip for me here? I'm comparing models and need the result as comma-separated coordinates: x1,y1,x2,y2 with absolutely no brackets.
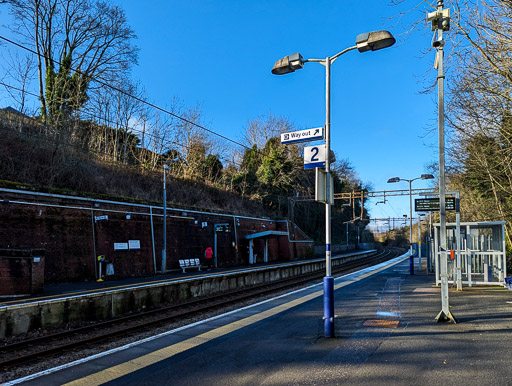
64,256,408,385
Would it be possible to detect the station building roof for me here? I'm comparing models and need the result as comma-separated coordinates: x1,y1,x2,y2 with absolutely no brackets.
244,231,289,240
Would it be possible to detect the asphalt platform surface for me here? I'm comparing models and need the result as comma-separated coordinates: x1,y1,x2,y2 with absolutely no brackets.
10,257,512,385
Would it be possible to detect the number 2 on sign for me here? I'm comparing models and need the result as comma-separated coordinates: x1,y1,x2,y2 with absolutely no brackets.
304,144,326,168
310,147,319,162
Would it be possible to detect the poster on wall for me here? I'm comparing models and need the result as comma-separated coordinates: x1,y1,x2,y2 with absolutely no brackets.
129,240,141,250
114,242,129,251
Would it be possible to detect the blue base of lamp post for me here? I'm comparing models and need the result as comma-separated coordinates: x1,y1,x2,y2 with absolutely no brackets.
323,276,335,338
409,255,414,275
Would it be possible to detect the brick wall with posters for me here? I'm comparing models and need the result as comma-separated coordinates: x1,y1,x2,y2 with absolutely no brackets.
0,189,314,283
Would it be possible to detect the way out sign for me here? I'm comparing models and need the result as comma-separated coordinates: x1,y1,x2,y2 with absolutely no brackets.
281,127,324,144
304,144,326,169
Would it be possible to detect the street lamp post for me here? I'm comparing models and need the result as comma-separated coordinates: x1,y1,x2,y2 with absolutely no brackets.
387,174,434,275
418,213,425,272
272,31,395,338
162,157,186,274
162,163,169,273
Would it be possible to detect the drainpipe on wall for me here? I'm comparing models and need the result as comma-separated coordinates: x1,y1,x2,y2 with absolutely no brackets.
91,207,97,280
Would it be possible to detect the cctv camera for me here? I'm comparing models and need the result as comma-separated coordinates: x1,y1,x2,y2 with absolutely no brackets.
432,38,445,48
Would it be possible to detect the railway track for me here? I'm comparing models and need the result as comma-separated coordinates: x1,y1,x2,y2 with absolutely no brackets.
0,248,405,370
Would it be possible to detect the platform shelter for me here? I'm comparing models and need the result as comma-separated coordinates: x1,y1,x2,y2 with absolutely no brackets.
433,221,507,286
245,230,288,264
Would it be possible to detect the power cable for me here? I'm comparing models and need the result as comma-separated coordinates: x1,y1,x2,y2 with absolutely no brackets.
0,35,251,151
386,200,401,218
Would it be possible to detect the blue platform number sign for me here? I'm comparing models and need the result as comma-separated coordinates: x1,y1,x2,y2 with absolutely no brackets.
304,144,326,169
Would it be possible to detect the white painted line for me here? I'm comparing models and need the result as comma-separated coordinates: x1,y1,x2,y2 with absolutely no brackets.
376,311,401,318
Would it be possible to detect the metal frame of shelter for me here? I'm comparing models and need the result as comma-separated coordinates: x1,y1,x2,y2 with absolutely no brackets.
432,221,507,287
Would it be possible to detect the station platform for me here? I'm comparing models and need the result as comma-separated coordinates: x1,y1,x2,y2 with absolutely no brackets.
1,249,372,306
8,254,512,385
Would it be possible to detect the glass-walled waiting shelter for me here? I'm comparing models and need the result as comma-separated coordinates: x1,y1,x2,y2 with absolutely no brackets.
433,221,507,286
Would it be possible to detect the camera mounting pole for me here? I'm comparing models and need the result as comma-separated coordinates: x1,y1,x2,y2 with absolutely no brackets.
430,0,456,324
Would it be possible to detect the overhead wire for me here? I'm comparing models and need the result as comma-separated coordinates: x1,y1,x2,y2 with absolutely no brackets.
386,199,401,218
0,34,252,151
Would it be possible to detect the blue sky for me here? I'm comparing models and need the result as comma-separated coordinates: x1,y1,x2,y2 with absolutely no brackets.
0,0,440,227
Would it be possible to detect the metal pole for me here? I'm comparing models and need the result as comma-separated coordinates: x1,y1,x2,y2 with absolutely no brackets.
435,0,456,323
91,208,97,280
455,192,462,290
346,222,349,249
323,56,335,338
418,216,422,272
428,212,433,272
162,164,167,273
325,56,332,278
409,180,414,275
150,206,157,274
214,230,218,267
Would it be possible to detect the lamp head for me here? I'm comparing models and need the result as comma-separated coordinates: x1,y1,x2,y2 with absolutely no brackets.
271,53,304,75
387,177,401,183
421,174,434,180
356,30,396,53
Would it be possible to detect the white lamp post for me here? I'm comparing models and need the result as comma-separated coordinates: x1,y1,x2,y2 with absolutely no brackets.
418,213,425,272
162,162,169,273
272,30,395,338
387,174,434,275
162,157,187,273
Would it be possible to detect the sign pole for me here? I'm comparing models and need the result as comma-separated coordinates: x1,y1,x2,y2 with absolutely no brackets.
455,192,462,290
409,180,414,275
323,55,335,338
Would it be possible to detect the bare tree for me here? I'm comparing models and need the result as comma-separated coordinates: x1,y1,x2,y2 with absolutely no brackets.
242,113,294,149
0,52,37,116
4,0,138,125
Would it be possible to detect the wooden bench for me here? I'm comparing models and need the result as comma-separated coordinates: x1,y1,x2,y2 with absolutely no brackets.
179,258,202,273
